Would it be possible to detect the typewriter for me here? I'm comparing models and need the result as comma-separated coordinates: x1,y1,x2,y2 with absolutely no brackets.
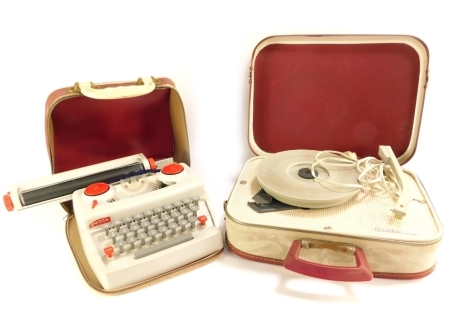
4,154,224,290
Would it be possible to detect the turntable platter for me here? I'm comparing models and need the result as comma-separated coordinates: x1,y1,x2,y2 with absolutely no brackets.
256,150,361,208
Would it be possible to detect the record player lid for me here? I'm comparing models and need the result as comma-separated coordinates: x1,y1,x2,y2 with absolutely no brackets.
248,35,429,164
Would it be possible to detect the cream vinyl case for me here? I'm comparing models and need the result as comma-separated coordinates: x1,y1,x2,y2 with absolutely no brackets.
224,35,443,281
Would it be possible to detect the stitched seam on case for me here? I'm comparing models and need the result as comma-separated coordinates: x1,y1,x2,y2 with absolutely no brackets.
227,238,283,265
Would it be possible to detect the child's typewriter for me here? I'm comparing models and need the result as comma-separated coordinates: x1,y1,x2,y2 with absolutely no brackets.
4,154,224,290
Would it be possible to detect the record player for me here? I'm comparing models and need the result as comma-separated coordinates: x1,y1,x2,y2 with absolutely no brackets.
224,35,442,281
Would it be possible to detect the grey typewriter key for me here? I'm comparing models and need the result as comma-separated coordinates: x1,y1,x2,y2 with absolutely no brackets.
124,216,133,228
127,236,137,250
119,227,130,240
179,219,189,232
115,240,126,254
160,214,171,225
168,222,179,235
171,211,181,222
130,224,140,236
133,213,144,224
148,229,159,242
192,196,200,206
158,226,169,239
143,209,154,220
141,220,151,233
189,205,199,217
182,198,191,207
153,207,164,217
173,201,183,211
103,223,113,236
137,233,148,246
112,219,123,232
181,208,191,219
163,204,173,212
188,216,198,229
109,231,119,244
134,234,194,260
151,217,161,227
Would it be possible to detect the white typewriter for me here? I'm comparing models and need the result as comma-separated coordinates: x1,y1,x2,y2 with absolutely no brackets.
4,154,224,290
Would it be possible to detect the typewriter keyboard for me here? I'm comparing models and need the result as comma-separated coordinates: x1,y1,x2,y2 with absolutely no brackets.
98,195,209,260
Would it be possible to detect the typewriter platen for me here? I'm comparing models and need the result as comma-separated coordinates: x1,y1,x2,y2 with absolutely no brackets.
4,154,224,290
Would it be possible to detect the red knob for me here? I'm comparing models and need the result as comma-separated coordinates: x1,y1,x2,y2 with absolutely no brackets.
197,215,207,226
148,158,157,170
3,192,14,212
161,163,184,175
84,182,110,196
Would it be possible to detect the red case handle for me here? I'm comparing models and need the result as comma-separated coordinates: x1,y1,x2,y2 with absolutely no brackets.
283,240,373,281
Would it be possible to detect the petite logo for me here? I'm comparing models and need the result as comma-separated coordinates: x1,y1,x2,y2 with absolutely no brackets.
89,217,111,229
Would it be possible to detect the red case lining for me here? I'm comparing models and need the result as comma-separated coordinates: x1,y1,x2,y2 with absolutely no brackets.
253,43,421,159
50,89,175,173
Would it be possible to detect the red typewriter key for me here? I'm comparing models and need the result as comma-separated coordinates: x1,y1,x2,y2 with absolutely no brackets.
104,246,114,258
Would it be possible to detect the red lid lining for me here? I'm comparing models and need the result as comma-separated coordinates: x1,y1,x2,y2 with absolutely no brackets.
252,41,423,160
50,89,175,173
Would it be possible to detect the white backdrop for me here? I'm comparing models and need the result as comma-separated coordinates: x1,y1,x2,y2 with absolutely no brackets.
0,1,466,313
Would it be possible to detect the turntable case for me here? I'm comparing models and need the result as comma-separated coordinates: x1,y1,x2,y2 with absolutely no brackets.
225,35,443,281
45,77,221,293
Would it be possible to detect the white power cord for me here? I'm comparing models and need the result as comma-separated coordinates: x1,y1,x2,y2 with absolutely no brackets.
310,150,402,199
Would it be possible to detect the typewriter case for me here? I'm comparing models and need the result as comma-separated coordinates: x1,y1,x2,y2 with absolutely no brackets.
225,35,443,281
45,77,222,293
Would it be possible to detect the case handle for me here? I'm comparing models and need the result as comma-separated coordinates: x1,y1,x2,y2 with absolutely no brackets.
71,77,157,99
283,239,373,281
